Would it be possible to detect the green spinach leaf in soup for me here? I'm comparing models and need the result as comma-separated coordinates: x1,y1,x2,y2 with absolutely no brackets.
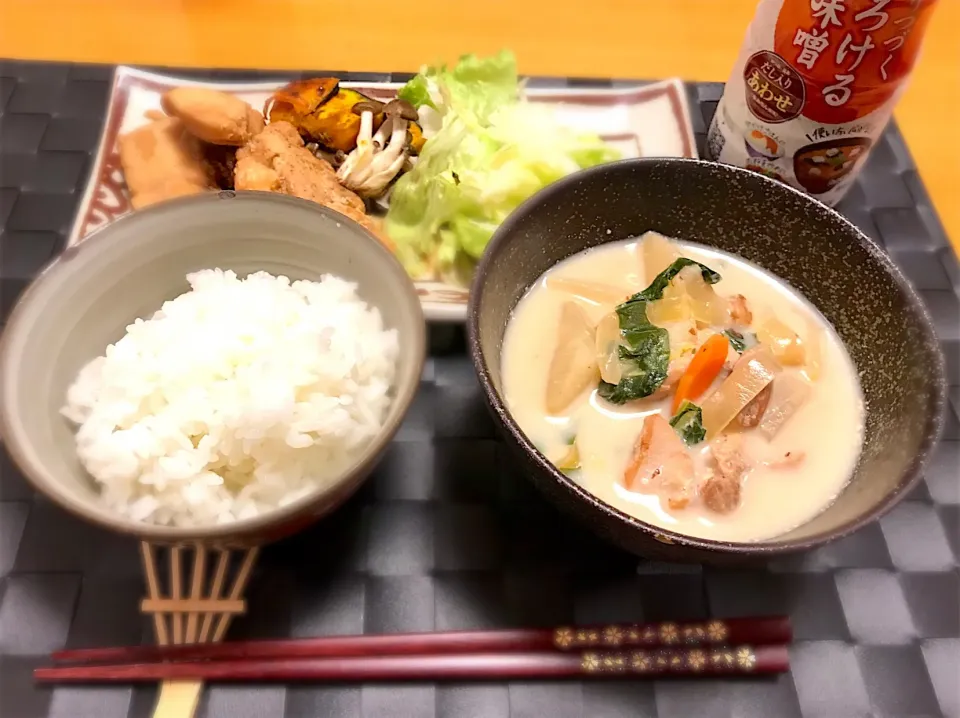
629,258,721,303
596,300,669,404
669,400,706,446
723,328,757,354
598,258,722,405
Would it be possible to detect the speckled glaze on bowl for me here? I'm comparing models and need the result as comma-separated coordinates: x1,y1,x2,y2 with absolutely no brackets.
0,191,426,546
468,158,946,563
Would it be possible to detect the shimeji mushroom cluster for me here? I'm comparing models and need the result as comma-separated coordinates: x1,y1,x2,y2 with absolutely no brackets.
337,98,419,198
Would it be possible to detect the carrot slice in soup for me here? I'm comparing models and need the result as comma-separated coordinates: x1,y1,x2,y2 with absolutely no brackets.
672,333,730,413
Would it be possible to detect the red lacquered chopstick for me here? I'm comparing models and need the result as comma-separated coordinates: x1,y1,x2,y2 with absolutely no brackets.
36,645,789,683
50,616,790,665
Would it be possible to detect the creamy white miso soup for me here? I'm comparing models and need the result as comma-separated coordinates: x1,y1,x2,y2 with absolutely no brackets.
501,232,865,542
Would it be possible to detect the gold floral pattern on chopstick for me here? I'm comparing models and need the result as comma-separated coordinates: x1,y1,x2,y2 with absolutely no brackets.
579,645,759,675
706,619,729,642
631,650,653,672
553,620,735,650
682,624,707,644
581,651,602,672
602,625,624,646
736,646,757,671
688,648,708,672
711,648,736,670
601,652,627,672
554,627,575,648
659,622,680,644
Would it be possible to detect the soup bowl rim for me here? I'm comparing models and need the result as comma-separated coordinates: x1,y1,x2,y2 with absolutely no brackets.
467,156,947,556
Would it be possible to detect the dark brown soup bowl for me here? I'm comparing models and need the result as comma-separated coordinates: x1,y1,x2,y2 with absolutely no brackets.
468,158,946,564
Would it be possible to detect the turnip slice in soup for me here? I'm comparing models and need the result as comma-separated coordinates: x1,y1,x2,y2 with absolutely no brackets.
639,231,682,284
645,279,698,358
675,265,729,327
701,345,781,439
759,373,812,439
647,279,693,324
545,301,599,415
545,276,632,307
758,317,805,366
595,311,623,385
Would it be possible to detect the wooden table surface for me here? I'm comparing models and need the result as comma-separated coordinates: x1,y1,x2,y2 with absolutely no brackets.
1,0,956,252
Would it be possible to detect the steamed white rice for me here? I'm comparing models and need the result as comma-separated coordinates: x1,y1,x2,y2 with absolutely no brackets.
61,269,399,527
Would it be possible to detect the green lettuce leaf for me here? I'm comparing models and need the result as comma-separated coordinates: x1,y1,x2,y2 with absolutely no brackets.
385,50,620,282
397,75,436,110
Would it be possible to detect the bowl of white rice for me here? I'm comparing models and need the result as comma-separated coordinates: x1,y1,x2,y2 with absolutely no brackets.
0,191,425,543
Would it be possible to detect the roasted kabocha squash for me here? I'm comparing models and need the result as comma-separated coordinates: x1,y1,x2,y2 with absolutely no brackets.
266,78,426,154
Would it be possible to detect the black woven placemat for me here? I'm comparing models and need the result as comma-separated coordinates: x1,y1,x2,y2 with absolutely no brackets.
0,60,958,718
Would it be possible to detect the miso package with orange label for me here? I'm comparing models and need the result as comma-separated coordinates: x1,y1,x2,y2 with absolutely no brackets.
707,0,939,206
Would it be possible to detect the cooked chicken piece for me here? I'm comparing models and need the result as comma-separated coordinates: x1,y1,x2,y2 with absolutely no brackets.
737,382,773,428
235,159,280,191
766,450,806,469
234,122,389,246
713,434,750,481
729,294,753,325
700,473,740,514
161,88,264,146
235,122,360,209
118,115,215,209
623,414,695,509
700,434,750,514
